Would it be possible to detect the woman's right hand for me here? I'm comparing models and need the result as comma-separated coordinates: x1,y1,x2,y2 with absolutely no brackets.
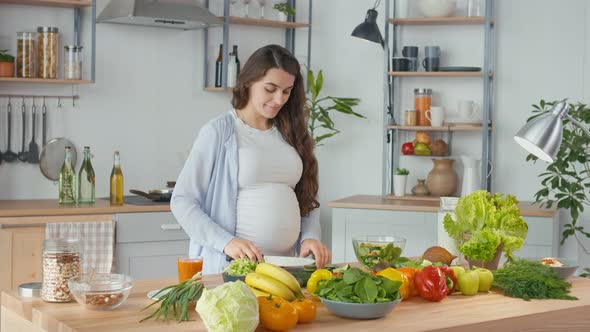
224,238,264,262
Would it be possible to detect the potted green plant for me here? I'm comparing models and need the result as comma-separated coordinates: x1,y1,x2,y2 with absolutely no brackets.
394,168,410,197
306,70,364,146
443,190,529,270
524,99,590,277
273,2,295,21
0,49,15,77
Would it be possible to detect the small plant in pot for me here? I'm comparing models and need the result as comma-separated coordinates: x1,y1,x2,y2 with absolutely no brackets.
443,190,529,270
393,168,409,197
0,50,15,77
273,2,295,21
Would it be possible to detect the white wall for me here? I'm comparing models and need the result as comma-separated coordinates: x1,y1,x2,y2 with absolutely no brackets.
1,0,589,262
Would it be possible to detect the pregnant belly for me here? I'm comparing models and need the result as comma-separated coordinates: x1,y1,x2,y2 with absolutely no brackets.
236,183,301,255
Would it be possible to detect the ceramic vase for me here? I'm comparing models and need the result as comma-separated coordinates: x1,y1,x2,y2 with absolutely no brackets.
411,179,429,196
426,158,458,196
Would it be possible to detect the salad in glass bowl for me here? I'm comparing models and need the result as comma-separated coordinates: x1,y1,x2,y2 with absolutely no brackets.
352,236,407,270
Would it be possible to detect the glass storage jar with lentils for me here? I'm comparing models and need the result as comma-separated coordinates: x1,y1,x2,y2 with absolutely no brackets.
41,238,81,302
16,32,35,78
37,26,59,79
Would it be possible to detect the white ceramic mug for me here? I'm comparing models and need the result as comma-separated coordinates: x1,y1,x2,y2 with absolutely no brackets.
457,100,480,121
425,106,444,126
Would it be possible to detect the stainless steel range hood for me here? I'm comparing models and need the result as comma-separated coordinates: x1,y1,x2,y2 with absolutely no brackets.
97,0,221,30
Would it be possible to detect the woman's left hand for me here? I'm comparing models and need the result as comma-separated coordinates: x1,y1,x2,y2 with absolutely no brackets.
300,239,332,269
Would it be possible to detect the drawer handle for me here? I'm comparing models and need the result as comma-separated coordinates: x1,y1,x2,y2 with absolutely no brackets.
160,223,181,230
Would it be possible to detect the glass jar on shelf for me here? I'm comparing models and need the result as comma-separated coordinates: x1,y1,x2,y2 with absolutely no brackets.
414,88,432,126
37,26,59,79
16,32,35,78
41,238,81,303
64,45,83,80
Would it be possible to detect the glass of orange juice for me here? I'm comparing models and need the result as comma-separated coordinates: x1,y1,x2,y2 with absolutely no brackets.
177,256,203,283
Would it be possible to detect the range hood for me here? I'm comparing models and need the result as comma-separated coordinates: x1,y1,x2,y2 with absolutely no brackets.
97,0,221,30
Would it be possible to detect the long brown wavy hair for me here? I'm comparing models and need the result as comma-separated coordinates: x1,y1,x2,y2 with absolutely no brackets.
231,44,319,217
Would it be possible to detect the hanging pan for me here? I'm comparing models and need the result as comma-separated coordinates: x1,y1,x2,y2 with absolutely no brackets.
39,138,77,181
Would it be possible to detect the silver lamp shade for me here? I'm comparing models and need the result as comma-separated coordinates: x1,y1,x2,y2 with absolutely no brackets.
514,101,569,163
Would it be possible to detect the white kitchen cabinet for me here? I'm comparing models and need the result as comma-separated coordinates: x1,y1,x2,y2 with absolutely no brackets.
331,208,558,264
331,208,438,264
115,212,189,280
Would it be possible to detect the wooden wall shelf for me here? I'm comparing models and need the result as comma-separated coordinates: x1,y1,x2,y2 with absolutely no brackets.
0,0,93,8
388,71,485,77
218,16,309,28
0,77,92,84
387,125,490,132
390,16,493,26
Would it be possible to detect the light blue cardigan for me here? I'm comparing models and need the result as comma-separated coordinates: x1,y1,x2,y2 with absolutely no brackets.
171,111,321,274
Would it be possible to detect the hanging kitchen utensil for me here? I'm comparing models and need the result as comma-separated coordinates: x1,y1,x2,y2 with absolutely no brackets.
3,99,18,163
27,98,39,163
42,97,47,146
129,189,172,202
39,138,77,181
17,98,28,162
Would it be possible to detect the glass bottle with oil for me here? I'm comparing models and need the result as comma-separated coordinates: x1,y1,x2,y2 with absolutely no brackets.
58,147,76,204
78,146,95,204
110,150,124,205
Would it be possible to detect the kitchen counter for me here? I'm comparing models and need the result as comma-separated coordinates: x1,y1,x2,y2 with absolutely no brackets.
0,198,170,219
2,273,589,332
328,195,556,217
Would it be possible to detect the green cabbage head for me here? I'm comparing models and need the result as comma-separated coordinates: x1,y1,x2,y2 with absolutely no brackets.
196,280,259,332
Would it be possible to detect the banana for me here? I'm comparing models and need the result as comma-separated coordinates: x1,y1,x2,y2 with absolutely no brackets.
248,286,271,297
256,262,304,297
245,272,296,301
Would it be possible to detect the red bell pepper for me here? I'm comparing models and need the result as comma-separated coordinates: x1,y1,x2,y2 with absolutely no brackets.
439,266,457,294
401,142,414,155
415,265,448,302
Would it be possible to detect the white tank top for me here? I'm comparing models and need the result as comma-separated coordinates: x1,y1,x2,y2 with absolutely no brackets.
232,110,303,256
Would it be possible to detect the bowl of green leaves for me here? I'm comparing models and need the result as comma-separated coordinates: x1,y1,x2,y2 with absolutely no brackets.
222,257,258,282
315,268,402,319
352,235,406,270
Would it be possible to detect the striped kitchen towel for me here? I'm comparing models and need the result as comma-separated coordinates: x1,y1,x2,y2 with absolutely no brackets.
46,221,115,273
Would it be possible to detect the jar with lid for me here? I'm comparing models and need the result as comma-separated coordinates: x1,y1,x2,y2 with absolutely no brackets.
404,109,417,126
37,27,59,79
16,32,35,78
41,238,81,302
414,88,432,126
64,45,83,80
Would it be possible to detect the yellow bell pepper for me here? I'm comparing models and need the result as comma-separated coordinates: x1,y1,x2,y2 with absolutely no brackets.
376,267,410,300
306,269,332,294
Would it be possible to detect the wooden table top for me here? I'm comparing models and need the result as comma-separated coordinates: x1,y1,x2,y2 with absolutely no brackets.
0,199,170,218
2,273,589,332
328,195,556,217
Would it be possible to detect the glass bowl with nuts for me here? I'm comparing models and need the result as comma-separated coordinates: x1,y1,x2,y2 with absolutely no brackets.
68,273,133,310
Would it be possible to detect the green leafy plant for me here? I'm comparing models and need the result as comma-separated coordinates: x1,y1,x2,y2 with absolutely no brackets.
524,100,590,254
395,168,409,176
273,2,296,16
0,49,14,62
443,190,528,263
581,268,590,278
307,70,363,146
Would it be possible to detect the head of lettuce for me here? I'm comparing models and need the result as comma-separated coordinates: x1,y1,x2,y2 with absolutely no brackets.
196,280,259,332
443,190,528,268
